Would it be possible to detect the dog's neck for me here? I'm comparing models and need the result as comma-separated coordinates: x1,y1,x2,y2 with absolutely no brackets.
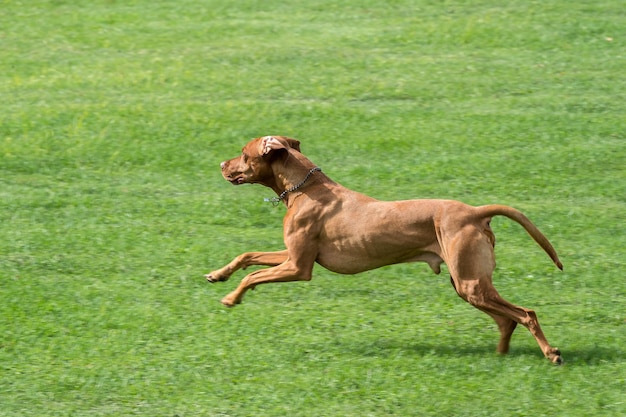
267,150,321,203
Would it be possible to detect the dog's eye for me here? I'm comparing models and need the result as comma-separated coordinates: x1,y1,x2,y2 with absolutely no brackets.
242,154,248,163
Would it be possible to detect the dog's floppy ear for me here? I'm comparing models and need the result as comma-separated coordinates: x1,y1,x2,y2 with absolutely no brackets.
282,137,301,152
260,136,301,155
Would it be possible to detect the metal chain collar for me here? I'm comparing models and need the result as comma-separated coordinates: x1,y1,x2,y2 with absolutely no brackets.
264,167,322,206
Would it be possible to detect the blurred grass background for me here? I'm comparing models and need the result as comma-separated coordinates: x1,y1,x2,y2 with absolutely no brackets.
1,1,625,416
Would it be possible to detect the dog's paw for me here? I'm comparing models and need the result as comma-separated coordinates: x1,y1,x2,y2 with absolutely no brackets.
205,273,219,283
220,293,241,308
548,348,563,365
205,269,230,283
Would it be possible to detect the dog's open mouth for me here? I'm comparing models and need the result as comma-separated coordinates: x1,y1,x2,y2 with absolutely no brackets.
227,176,245,185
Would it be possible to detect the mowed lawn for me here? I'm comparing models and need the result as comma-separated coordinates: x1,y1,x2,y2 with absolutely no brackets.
1,1,625,416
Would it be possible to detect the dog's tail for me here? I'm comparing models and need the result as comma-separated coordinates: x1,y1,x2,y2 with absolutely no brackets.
476,204,563,270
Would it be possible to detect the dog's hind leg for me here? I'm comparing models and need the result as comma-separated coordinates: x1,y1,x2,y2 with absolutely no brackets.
450,276,517,355
445,230,561,364
479,294,561,364
486,312,518,355
456,280,562,364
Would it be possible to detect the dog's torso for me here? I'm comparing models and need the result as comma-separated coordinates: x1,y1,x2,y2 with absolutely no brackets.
284,179,487,275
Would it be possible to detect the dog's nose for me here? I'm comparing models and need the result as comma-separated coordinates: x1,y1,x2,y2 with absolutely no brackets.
220,161,226,170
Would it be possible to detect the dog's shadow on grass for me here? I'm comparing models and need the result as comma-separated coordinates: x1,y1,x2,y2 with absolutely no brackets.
343,338,624,366
554,345,626,366
347,338,512,359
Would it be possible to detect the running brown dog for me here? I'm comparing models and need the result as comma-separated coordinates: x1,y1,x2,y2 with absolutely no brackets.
206,136,564,364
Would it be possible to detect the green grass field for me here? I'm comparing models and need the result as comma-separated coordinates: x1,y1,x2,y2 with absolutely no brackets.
1,1,625,415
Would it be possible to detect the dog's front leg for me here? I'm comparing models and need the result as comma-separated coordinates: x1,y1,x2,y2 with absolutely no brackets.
205,250,289,282
220,260,313,307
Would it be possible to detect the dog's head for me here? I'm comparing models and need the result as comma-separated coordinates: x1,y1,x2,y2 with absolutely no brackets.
220,136,301,186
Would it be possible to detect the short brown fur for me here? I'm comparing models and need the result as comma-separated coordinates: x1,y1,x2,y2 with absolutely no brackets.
206,136,563,364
